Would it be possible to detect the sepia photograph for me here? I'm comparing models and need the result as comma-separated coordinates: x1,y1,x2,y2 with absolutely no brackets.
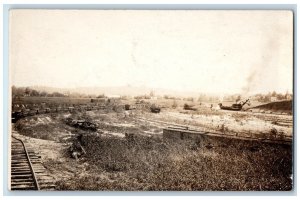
9,9,293,191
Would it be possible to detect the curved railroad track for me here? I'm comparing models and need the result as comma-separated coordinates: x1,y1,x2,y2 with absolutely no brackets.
136,117,292,144
11,136,55,190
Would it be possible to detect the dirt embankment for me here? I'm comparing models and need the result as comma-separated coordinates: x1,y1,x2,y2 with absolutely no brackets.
252,100,292,113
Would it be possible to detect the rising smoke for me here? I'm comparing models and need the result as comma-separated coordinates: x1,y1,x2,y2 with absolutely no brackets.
241,21,282,95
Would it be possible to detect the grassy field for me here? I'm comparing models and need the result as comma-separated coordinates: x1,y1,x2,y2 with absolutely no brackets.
13,107,293,191
11,96,293,191
52,133,292,191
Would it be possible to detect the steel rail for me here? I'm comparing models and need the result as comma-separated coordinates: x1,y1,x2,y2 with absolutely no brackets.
163,127,292,145
11,135,40,190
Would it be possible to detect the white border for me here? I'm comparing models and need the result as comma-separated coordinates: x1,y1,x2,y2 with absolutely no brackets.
1,1,299,200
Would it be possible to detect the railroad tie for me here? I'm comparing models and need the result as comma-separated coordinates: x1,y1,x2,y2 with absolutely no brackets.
11,136,56,190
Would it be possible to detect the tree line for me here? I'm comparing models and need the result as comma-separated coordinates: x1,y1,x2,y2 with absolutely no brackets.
11,86,98,98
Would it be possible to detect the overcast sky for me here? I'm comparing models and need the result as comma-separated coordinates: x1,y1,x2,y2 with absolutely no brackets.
10,10,293,94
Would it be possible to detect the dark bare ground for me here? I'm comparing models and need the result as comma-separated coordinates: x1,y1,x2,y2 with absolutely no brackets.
253,100,292,112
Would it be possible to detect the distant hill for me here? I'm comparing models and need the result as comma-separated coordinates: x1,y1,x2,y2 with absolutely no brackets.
29,85,201,97
252,100,292,111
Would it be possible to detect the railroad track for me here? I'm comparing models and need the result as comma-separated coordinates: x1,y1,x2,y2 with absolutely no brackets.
12,104,107,123
135,117,189,129
11,136,55,190
163,126,292,145
136,117,292,144
253,115,293,127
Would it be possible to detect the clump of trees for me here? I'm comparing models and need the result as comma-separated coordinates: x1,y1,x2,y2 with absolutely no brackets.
163,95,181,100
134,95,151,100
11,86,97,98
11,86,58,98
12,86,67,97
197,94,220,102
252,91,292,102
221,91,292,103
184,97,194,102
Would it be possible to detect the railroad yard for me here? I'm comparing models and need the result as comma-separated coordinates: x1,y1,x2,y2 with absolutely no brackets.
10,97,293,191
8,8,294,193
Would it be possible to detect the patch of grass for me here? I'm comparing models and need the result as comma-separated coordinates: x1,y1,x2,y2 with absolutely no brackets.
14,116,74,141
15,121,55,140
56,134,292,191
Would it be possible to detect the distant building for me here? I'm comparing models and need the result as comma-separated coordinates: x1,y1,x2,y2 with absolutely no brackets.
63,92,70,97
150,96,158,100
270,97,278,102
106,94,121,99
